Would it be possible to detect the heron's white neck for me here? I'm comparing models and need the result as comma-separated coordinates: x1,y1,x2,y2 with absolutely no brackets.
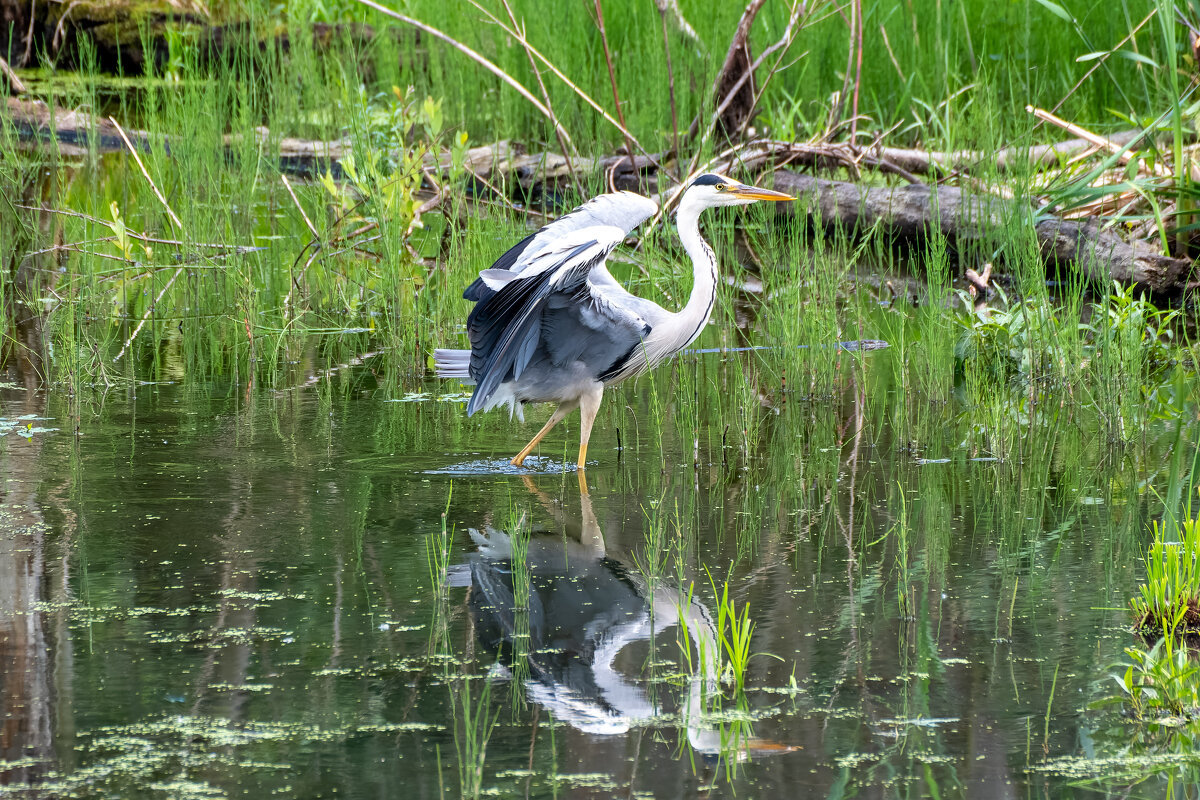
672,200,719,349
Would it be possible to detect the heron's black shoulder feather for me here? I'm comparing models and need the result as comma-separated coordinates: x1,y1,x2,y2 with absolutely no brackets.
463,230,540,302
465,241,600,415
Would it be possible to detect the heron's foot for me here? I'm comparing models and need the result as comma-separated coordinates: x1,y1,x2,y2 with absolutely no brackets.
510,454,528,467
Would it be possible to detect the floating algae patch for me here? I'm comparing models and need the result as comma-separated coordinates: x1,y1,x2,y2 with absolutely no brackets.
385,392,473,403
215,589,309,602
6,715,448,798
551,773,621,791
144,626,295,647
1030,752,1200,783
0,414,58,437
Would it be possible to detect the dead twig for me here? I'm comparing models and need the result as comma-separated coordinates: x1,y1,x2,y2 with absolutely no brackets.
52,1,82,55
1046,7,1158,120
846,0,863,141
655,0,682,180
14,204,256,251
879,24,905,83
705,0,767,140
21,0,34,66
463,0,662,172
735,1,807,141
656,0,699,44
280,174,320,238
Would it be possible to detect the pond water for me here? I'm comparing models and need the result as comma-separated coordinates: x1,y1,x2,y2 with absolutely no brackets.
0,342,1187,799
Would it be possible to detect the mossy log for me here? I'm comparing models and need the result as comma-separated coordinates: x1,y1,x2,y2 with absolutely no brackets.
0,1,387,73
771,170,1194,298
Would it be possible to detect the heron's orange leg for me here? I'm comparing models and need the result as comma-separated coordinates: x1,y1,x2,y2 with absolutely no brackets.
577,386,604,470
511,401,577,466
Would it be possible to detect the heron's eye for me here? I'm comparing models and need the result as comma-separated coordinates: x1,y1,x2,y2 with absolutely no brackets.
715,183,726,192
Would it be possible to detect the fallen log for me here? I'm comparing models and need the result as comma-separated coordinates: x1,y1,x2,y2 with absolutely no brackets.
7,97,661,194
771,170,1193,297
866,130,1153,177
8,95,1194,297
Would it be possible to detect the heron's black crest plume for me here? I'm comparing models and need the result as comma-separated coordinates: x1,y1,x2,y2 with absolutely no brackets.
690,174,725,187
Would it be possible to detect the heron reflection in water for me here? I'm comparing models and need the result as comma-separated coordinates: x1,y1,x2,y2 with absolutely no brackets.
448,479,796,761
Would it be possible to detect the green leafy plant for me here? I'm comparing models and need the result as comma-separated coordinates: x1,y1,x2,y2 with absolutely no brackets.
702,571,779,693
1131,506,1200,636
1106,635,1200,723
450,679,500,800
1085,281,1179,378
954,288,1082,385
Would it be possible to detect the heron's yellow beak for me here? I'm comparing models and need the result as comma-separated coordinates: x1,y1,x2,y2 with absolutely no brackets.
728,183,793,201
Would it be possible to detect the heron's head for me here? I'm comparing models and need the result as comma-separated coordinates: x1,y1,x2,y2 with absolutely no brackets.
684,173,793,208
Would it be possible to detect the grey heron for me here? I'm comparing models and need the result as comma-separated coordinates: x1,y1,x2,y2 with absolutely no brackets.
434,173,792,468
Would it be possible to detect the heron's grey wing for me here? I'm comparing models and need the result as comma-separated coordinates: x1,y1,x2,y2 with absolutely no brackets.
466,226,631,415
540,269,658,384
463,192,658,302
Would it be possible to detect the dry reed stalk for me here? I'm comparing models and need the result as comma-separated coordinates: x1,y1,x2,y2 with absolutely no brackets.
281,174,320,239
110,116,184,230
846,0,863,141
351,0,569,146
1026,106,1170,177
112,267,185,362
1045,7,1158,119
591,0,637,168
462,0,657,167
655,0,682,174
499,0,583,195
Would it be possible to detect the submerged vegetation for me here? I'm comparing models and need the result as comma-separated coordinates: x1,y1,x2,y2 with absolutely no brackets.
2,0,1200,798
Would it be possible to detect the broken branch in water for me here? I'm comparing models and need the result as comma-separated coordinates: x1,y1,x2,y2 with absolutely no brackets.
112,267,184,362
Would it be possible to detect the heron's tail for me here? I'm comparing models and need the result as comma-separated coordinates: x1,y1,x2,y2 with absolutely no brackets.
433,349,473,381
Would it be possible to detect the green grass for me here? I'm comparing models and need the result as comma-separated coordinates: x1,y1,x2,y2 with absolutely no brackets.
1,0,1198,476
1132,499,1200,635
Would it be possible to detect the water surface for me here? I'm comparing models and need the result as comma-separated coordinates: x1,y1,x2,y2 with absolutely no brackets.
0,350,1187,798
